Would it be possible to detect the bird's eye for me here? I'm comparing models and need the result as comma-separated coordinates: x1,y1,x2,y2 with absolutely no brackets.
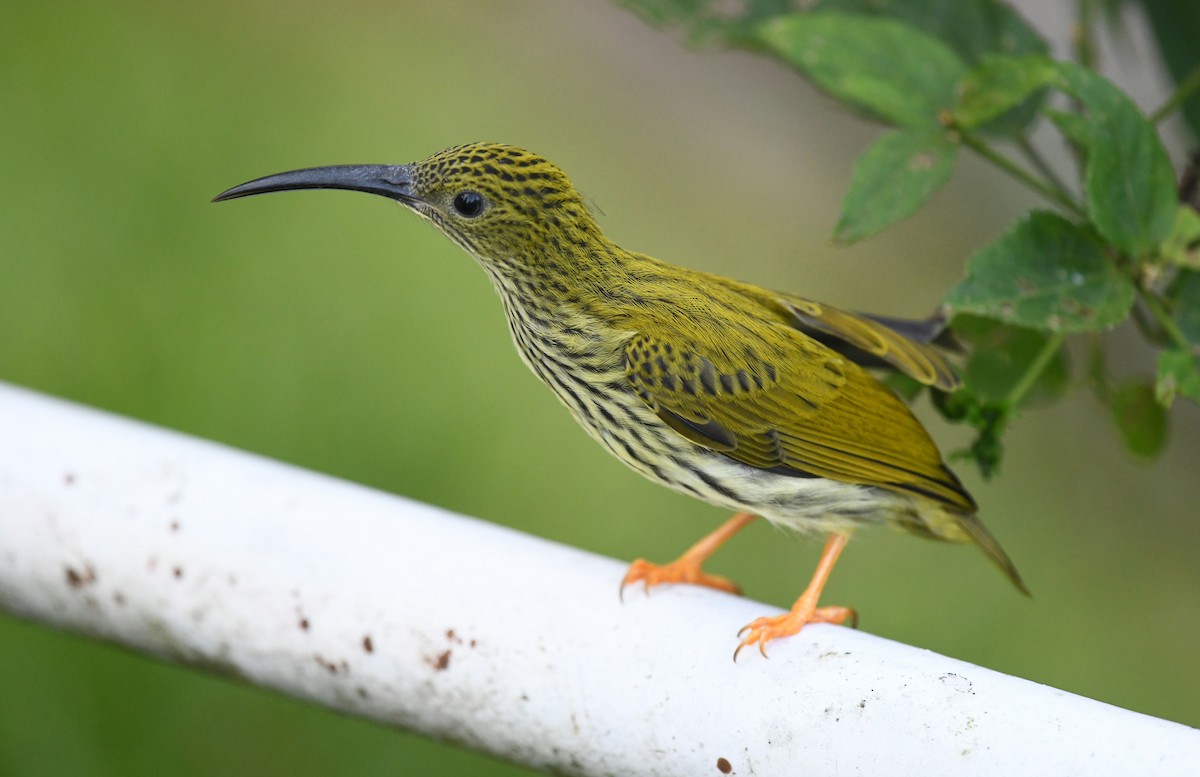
452,191,486,218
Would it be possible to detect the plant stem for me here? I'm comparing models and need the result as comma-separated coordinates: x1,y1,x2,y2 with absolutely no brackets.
1138,288,1191,350
1016,136,1075,200
1150,61,1200,124
957,130,1086,218
1073,0,1097,71
1065,0,1096,178
1006,332,1066,408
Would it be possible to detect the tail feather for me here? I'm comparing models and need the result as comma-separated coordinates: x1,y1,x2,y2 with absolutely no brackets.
956,512,1031,596
861,307,965,354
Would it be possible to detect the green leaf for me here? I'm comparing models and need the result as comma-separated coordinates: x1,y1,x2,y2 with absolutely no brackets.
1161,206,1200,269
615,0,795,46
1045,107,1098,148
1110,380,1168,457
1156,348,1200,407
618,1,1047,133
834,129,958,243
813,0,1049,134
810,0,1048,65
944,211,1136,332
951,315,1069,405
1049,62,1178,255
1173,269,1200,343
954,55,1058,130
759,13,966,128
931,388,1009,478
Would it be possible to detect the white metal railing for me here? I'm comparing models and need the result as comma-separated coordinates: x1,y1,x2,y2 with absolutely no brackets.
0,381,1196,776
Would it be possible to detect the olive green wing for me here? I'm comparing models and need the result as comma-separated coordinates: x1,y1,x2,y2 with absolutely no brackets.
774,293,961,392
624,329,975,513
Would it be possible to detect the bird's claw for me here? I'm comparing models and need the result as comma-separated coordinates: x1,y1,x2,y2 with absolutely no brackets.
732,605,858,661
619,557,742,601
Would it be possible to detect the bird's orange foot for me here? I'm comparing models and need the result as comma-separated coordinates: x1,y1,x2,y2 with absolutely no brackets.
734,604,857,660
620,557,742,599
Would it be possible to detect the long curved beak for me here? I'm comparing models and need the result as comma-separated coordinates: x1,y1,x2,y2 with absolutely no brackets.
212,164,417,203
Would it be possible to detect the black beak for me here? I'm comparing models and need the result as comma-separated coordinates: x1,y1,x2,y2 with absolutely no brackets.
212,164,417,203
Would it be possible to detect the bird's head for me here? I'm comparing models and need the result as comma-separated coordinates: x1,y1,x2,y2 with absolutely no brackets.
214,143,605,276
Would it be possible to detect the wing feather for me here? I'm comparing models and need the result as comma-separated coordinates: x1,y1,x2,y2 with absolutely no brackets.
777,294,961,391
624,325,974,514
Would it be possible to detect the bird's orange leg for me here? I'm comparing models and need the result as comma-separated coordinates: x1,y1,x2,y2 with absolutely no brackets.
621,512,757,598
734,532,857,660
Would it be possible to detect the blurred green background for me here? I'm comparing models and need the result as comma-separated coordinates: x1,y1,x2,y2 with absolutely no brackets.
1,1,1197,774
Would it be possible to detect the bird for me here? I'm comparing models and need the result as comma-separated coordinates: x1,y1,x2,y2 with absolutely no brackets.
214,142,1027,658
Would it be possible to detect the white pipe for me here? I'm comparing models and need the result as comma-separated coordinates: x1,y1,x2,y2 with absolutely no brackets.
0,381,1196,776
